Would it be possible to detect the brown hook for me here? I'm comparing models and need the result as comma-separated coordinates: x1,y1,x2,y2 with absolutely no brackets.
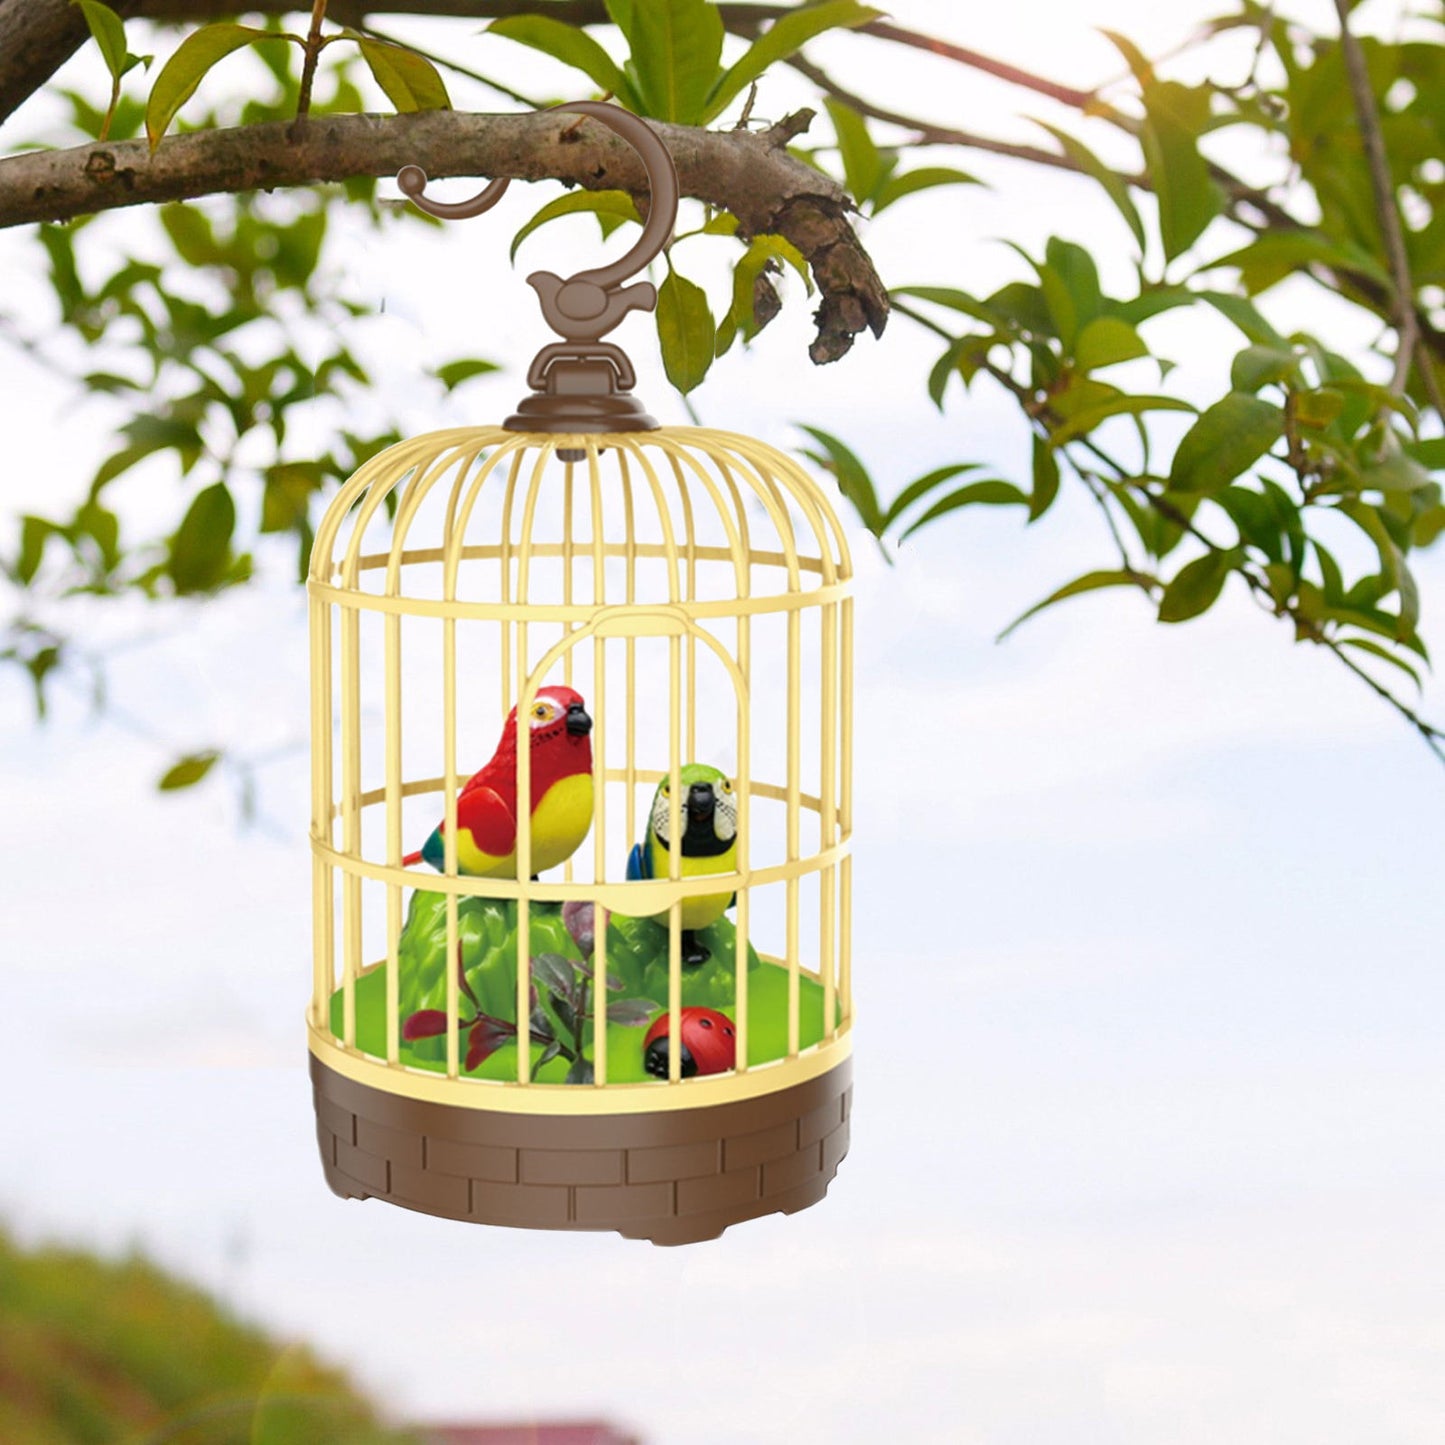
398,102,680,435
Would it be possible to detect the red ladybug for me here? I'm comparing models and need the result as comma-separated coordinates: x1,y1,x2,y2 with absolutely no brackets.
643,1007,737,1079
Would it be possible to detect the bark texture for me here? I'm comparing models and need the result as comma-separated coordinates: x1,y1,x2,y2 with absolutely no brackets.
0,0,141,127
0,107,886,359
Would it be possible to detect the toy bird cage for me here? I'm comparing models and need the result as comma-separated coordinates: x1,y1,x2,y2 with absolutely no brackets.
307,104,853,1245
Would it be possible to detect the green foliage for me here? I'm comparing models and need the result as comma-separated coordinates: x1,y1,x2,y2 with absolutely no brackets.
0,1226,417,1445
825,99,979,214
656,265,715,393
488,0,878,124
8,0,1445,759
145,23,294,149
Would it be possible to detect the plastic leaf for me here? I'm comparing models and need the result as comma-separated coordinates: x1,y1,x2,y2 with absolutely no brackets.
608,998,661,1027
145,24,277,150
402,1009,451,1041
530,952,577,1005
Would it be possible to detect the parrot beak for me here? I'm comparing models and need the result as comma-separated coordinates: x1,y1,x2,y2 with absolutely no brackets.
686,782,716,820
565,702,592,736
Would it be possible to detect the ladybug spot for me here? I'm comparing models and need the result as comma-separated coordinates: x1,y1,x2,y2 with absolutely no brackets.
699,1017,713,1028
723,1027,733,1035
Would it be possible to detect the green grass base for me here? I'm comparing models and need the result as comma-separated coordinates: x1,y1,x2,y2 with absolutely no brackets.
327,895,835,1083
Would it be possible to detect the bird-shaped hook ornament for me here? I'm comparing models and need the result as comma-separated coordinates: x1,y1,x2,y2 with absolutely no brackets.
397,102,679,434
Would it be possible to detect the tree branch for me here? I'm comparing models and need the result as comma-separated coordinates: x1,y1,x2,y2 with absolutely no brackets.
0,0,141,127
0,106,886,361
1333,0,1433,405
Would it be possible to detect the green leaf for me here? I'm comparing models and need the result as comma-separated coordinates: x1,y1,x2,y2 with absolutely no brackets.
158,749,221,791
898,481,1028,541
168,483,235,594
881,463,981,530
606,0,722,123
1338,637,1423,690
797,425,882,536
1209,231,1392,294
1157,549,1231,623
510,189,641,261
824,97,885,205
1030,436,1060,520
1074,317,1147,372
486,17,634,107
716,232,812,353
656,268,714,394
1341,500,1420,639
706,2,880,123
1230,343,1298,392
1034,120,1145,250
75,0,128,81
1359,452,1433,495
1049,390,1195,444
1197,291,1286,345
1169,392,1283,493
1140,81,1224,261
17,516,51,585
998,568,1156,640
434,358,501,393
871,165,980,214
356,38,450,113
145,24,277,150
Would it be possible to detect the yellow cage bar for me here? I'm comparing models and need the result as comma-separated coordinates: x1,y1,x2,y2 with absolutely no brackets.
307,425,854,1244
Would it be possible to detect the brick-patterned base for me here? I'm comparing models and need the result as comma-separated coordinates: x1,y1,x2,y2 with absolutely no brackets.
310,1053,851,1245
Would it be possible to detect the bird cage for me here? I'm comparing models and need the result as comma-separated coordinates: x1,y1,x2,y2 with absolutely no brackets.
306,104,853,1245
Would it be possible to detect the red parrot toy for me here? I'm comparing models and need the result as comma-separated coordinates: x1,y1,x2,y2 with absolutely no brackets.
403,685,594,878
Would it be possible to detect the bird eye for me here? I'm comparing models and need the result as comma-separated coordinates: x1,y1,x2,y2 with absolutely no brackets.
532,702,550,720
699,1017,713,1028
721,779,733,794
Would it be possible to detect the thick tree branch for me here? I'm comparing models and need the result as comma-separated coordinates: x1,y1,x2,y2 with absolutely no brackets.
0,0,141,127
0,106,886,361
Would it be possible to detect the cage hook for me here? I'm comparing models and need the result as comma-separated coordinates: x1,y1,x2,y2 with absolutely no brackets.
398,102,680,436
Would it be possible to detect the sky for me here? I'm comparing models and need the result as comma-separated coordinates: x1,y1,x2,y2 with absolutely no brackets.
3,3,1445,1443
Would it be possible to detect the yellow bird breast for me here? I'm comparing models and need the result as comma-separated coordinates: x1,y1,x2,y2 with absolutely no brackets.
456,772,594,878
649,835,737,930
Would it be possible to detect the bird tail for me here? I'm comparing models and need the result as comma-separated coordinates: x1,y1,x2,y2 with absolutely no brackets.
402,848,424,867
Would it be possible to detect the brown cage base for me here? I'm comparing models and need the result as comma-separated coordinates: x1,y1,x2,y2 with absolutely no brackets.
311,1054,851,1246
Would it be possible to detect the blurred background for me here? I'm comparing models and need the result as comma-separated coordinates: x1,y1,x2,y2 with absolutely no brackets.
3,1,1444,1442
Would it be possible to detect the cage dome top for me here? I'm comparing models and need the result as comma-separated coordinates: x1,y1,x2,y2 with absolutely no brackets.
399,101,680,437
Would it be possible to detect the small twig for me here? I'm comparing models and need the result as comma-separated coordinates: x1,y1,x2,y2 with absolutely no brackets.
294,0,329,128
1333,0,1419,396
735,80,759,130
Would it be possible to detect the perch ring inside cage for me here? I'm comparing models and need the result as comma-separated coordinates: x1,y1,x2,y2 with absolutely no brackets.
307,104,854,1245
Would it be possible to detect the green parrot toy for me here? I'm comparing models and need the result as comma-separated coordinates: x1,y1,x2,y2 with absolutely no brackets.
626,762,738,966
